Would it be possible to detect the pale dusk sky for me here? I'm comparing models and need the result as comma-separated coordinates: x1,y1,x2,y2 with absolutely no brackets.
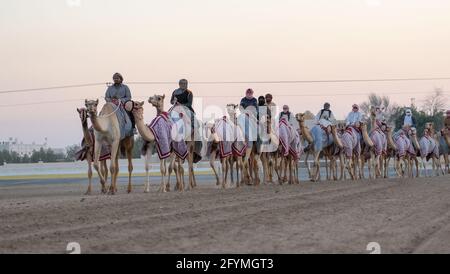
1,0,449,148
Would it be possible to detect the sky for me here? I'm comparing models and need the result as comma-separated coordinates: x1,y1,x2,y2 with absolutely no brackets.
1,0,450,148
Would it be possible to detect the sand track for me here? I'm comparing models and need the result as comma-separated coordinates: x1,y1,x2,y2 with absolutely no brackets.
1,176,450,253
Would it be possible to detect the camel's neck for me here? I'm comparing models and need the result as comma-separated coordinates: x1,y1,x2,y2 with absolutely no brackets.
89,113,108,133
331,128,343,148
133,112,155,142
155,105,165,116
370,114,376,131
411,134,420,150
361,126,374,147
299,121,313,143
80,119,92,144
386,130,396,150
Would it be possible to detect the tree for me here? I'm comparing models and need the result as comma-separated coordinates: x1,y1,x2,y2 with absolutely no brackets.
421,88,448,116
392,107,445,135
360,93,400,124
65,144,81,161
21,154,31,164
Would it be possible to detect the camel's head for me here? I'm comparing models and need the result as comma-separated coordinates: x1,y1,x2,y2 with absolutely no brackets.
370,106,377,117
131,101,145,120
359,121,367,131
411,127,417,136
424,122,434,133
77,107,88,123
85,99,99,114
148,94,165,108
337,122,346,133
226,104,238,116
295,113,305,122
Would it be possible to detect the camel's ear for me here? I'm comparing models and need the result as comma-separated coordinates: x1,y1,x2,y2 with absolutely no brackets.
85,99,88,105
162,94,165,99
139,101,145,107
95,99,99,105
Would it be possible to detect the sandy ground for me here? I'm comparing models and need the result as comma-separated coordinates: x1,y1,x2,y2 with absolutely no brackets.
1,175,450,254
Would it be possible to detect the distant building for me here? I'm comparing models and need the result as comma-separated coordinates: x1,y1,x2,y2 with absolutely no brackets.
0,137,50,157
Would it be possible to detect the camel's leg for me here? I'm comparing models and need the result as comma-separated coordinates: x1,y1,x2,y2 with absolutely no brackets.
172,158,180,191
358,155,364,180
338,153,344,181
312,152,321,182
253,153,261,186
144,150,151,193
288,157,294,184
127,147,133,194
421,157,428,177
228,158,234,185
346,157,355,180
385,156,391,178
178,159,186,192
325,157,330,181
242,148,252,185
268,154,274,183
304,151,312,180
395,157,402,177
272,154,280,183
187,143,196,190
158,160,167,193
93,143,107,194
236,157,243,188
261,153,268,184
101,160,109,188
85,157,93,195
222,158,229,189
107,141,120,195
367,154,373,179
226,157,231,188
114,155,120,193
210,151,220,186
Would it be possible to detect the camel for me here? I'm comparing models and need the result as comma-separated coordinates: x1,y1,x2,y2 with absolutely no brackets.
236,109,261,186
382,126,397,178
76,107,109,195
168,104,201,190
225,104,245,187
408,127,422,177
204,119,232,189
418,123,445,177
85,99,134,195
340,122,370,180
327,124,345,181
131,96,184,193
295,113,342,182
276,118,300,185
438,128,449,174
392,126,415,178
355,122,375,179
368,107,387,178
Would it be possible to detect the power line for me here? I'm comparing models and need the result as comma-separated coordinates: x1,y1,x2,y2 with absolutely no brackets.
1,77,450,94
130,77,450,85
0,83,107,95
0,91,448,108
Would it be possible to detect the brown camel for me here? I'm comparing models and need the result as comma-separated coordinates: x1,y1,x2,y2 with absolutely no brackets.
225,104,245,187
132,97,184,193
204,119,232,189
76,107,109,195
85,99,134,195
383,126,397,178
